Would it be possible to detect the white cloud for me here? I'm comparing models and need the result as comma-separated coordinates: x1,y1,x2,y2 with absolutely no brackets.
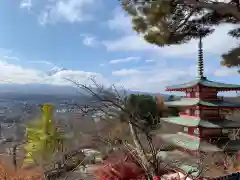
214,68,239,77
103,34,155,52
0,57,237,93
112,68,140,76
81,34,98,47
0,48,12,56
3,55,54,66
0,56,198,92
0,60,108,86
47,69,108,86
3,55,21,61
146,59,154,63
104,9,239,58
0,60,42,84
39,0,95,25
107,8,132,34
115,65,198,92
28,60,53,65
20,0,32,10
109,57,140,64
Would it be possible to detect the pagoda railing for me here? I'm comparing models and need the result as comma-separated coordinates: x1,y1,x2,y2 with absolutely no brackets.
179,112,187,116
179,112,195,116
180,96,225,101
217,96,224,101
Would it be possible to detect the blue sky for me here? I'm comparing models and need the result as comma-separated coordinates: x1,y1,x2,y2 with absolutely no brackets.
0,0,239,93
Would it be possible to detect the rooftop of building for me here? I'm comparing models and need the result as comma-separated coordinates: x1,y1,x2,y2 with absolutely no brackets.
165,35,240,92
164,98,240,108
158,132,240,152
158,132,222,152
158,150,239,178
166,77,240,91
161,117,240,128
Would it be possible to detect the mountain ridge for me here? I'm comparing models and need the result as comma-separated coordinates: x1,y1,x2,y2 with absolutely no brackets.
0,84,170,98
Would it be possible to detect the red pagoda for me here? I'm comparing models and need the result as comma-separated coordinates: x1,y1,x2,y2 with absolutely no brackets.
158,36,240,178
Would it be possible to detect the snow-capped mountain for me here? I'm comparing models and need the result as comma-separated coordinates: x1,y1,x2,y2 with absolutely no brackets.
46,67,68,76
0,83,171,99
0,83,78,95
0,66,171,97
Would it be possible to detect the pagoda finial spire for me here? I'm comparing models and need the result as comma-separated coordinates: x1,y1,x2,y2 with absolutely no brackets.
197,33,204,79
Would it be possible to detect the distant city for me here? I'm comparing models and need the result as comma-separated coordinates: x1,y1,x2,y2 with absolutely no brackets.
0,91,91,142
0,84,173,146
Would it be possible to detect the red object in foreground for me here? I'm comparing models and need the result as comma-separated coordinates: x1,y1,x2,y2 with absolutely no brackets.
94,151,145,180
99,162,145,180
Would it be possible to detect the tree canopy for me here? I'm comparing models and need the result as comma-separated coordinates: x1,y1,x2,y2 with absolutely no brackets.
125,94,161,130
122,94,180,130
120,0,240,71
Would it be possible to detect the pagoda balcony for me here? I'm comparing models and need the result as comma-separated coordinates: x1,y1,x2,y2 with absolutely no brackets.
179,112,225,120
179,112,186,116
179,112,195,117
180,96,223,100
164,98,240,109
217,96,224,100
179,96,226,101
179,112,201,118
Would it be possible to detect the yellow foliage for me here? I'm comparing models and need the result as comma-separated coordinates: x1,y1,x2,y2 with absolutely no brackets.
24,104,65,166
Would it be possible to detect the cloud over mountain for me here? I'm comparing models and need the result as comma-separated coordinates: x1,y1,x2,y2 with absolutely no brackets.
0,60,108,86
0,0,238,95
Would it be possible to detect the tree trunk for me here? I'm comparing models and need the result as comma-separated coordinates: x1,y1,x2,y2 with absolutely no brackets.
12,144,17,171
128,121,156,180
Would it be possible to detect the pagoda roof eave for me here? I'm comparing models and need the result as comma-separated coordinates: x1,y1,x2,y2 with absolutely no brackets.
161,117,240,128
164,98,240,108
160,132,240,152
158,150,201,177
166,78,240,91
159,150,237,178
159,132,222,152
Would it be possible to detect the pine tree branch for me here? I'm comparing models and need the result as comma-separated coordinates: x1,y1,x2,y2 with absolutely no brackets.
174,8,197,32
181,0,240,20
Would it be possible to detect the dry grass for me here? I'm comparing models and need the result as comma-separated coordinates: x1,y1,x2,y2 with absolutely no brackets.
0,158,44,180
